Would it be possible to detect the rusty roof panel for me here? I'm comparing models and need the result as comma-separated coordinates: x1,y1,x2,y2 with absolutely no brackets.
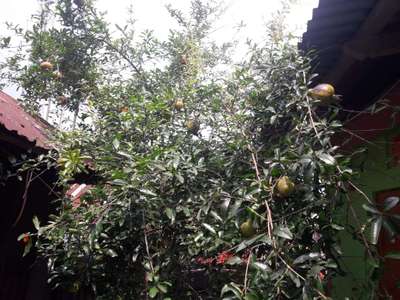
0,91,51,149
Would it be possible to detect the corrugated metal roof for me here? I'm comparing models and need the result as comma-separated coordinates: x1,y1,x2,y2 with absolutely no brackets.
0,91,51,149
300,0,377,77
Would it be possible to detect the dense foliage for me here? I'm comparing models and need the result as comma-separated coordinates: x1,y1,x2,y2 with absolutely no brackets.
2,0,395,299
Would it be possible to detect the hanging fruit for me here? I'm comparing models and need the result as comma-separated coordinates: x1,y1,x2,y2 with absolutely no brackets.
53,70,63,79
186,119,200,134
56,95,68,106
40,61,54,71
240,219,256,238
308,83,334,99
308,83,340,106
276,176,295,197
173,99,184,110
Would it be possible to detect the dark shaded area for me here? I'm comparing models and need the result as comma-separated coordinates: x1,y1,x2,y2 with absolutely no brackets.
0,93,94,299
300,0,376,77
0,165,57,300
300,0,400,111
333,54,400,110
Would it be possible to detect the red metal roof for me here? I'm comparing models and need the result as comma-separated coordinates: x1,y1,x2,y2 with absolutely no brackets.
0,91,51,149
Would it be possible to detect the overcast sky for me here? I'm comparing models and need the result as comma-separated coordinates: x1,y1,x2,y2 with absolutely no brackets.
0,0,318,41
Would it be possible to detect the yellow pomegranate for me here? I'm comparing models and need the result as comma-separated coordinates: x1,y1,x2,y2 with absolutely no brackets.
40,61,53,71
276,176,295,197
240,219,256,238
173,99,184,110
53,70,63,79
308,83,340,106
56,95,68,106
186,119,200,134
308,83,335,100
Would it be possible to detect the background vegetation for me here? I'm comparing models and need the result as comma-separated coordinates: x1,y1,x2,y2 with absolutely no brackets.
1,0,396,299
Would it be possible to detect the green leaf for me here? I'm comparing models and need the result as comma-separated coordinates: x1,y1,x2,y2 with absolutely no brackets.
140,189,157,196
110,179,127,186
331,224,344,231
366,257,379,268
202,223,217,235
117,151,132,159
363,204,380,215
17,233,27,241
227,256,242,265
288,269,301,288
32,215,40,231
235,233,270,253
106,249,118,257
149,287,158,298
112,138,120,150
176,173,184,184
383,196,399,211
317,153,336,165
382,219,397,239
245,293,259,300
385,252,400,259
157,284,168,293
252,262,271,272
210,210,223,223
325,262,338,270
23,238,32,257
274,226,293,240
371,217,382,245
165,208,176,223
293,252,320,265
221,283,243,299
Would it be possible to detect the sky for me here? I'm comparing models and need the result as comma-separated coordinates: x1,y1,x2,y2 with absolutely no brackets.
0,0,319,43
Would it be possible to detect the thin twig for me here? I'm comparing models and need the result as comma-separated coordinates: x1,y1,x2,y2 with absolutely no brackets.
12,170,33,227
307,101,376,208
30,168,48,182
345,194,375,260
278,255,329,300
348,181,373,205
98,37,150,87
37,176,62,198
142,212,154,273
185,281,204,300
142,211,154,300
243,250,252,295
250,151,273,239
340,128,379,148
306,101,324,146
